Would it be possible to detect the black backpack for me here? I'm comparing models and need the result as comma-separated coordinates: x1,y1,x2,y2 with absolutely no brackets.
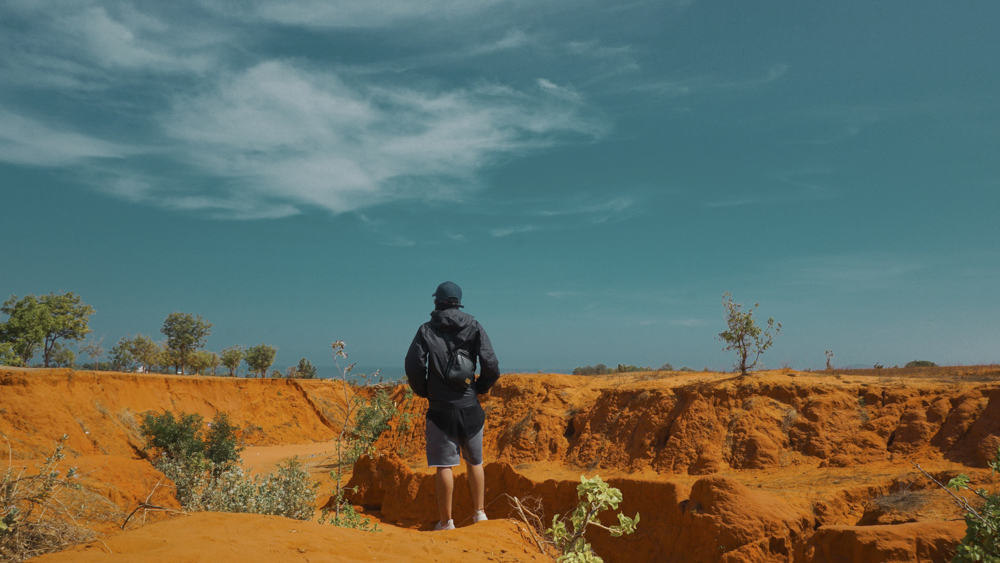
441,336,476,392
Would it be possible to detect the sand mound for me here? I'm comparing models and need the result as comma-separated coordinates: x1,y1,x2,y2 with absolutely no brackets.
32,512,549,562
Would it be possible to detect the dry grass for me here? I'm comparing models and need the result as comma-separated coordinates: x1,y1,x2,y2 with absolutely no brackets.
1,435,96,562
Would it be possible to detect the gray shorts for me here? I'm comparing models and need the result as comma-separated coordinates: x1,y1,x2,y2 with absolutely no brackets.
426,419,484,467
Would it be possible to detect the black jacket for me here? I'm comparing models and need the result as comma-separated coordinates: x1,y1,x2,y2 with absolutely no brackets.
405,307,500,408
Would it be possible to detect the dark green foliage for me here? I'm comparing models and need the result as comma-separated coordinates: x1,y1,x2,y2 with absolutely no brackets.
160,312,212,374
905,360,937,368
203,413,243,468
572,363,651,376
573,364,609,375
140,411,205,463
0,343,22,366
296,357,317,379
0,292,94,367
244,344,276,378
220,346,243,377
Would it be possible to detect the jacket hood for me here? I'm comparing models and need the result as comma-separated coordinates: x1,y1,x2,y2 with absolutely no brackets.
429,307,474,332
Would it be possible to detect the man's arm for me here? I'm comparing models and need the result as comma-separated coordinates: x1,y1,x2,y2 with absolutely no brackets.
474,322,500,394
404,328,429,398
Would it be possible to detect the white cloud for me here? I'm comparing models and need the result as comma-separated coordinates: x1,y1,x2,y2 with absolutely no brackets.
536,78,583,102
491,224,539,237
536,196,633,218
65,6,215,72
546,290,583,298
225,0,504,29
153,61,602,217
1,2,223,83
470,29,532,55
0,111,127,166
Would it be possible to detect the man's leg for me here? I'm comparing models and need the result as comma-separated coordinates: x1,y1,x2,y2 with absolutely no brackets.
466,461,485,514
435,467,454,524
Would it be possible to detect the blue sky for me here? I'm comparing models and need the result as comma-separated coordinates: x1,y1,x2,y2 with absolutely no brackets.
1,1,998,374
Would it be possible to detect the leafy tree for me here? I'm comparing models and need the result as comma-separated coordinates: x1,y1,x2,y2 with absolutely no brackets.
110,336,137,371
0,295,45,366
718,292,781,376
659,363,674,371
221,346,243,377
296,357,317,379
49,343,75,367
208,352,220,376
245,344,276,379
188,350,214,375
130,335,160,373
156,343,178,374
905,360,937,368
80,338,104,370
825,350,834,370
0,342,22,367
0,292,94,367
161,313,212,375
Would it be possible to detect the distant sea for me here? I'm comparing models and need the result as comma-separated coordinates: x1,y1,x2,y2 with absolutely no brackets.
313,365,572,383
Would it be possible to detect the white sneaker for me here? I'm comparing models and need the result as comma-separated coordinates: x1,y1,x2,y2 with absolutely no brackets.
473,510,488,523
434,519,455,531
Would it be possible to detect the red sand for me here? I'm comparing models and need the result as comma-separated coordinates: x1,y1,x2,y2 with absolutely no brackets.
3,365,999,562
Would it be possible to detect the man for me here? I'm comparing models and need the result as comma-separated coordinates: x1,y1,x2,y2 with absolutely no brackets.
405,281,500,531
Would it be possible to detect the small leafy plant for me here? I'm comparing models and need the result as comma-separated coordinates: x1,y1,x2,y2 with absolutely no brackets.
915,448,1000,562
546,475,640,563
946,451,999,561
320,340,404,530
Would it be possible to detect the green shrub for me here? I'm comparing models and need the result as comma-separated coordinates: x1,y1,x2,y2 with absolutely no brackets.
547,475,639,563
905,360,937,368
157,457,317,519
140,411,205,463
141,410,315,520
203,413,242,468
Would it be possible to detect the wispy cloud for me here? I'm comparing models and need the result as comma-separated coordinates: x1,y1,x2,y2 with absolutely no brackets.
470,29,533,55
491,224,539,237
634,63,789,98
0,1,609,220
225,0,504,29
535,196,634,223
781,254,925,291
0,111,128,166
